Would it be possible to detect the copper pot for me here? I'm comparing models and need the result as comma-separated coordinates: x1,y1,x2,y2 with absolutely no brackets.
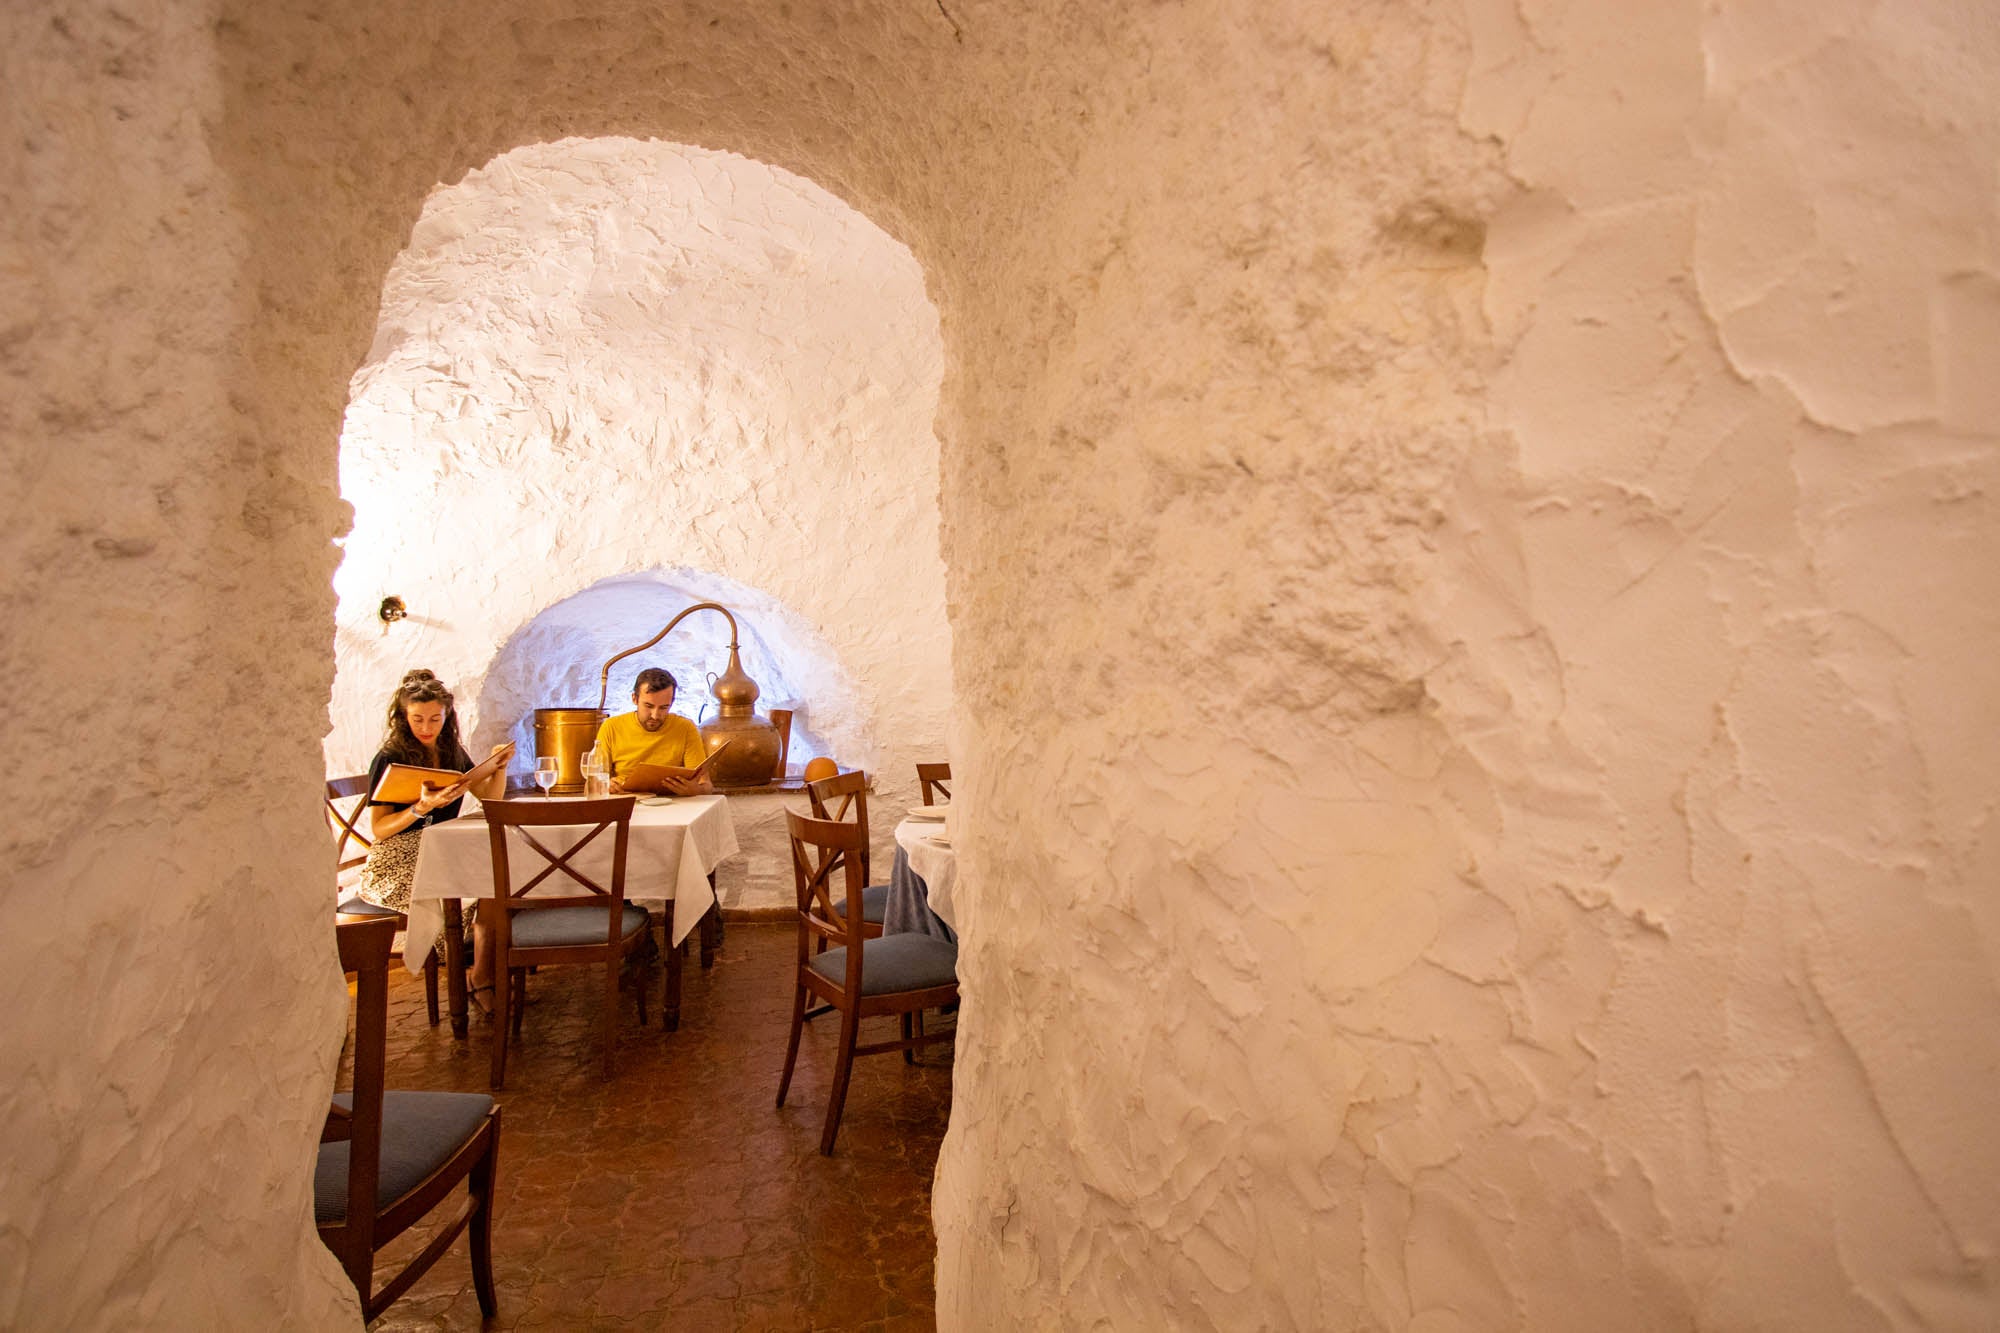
532,707,606,795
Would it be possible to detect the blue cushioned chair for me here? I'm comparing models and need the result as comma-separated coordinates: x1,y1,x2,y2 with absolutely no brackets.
777,810,959,1155
483,795,649,1088
319,915,499,1322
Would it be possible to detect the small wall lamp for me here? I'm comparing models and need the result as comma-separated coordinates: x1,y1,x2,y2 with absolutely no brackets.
378,595,408,626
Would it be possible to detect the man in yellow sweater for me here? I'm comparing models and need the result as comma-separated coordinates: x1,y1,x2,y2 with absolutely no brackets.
593,667,715,796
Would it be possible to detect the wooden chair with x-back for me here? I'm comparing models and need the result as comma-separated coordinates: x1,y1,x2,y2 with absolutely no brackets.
777,810,959,1155
915,762,951,806
317,915,500,1322
804,769,889,940
481,795,650,1088
326,774,439,1027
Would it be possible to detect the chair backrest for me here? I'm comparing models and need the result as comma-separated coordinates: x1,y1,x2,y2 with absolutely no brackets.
325,774,376,873
916,763,951,806
483,796,637,930
805,769,872,884
324,914,397,1291
785,809,868,965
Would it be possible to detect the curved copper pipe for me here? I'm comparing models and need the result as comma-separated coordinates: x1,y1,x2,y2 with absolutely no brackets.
595,601,741,714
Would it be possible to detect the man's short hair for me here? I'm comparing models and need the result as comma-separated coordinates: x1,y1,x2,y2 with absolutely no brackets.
633,667,678,698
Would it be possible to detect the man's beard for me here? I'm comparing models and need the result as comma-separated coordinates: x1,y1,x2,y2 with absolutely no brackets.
639,715,666,732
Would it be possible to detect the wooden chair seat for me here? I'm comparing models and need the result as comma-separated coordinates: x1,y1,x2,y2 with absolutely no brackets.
507,903,649,949
316,1091,497,1224
806,932,958,995
829,883,891,926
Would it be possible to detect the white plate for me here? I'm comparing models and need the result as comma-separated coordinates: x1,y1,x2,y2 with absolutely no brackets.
906,804,948,822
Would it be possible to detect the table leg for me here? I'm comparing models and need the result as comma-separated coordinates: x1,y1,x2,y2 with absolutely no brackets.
708,870,724,947
699,904,719,971
444,898,469,1039
662,934,684,1032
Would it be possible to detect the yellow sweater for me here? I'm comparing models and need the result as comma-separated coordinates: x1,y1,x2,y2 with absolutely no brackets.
593,711,707,777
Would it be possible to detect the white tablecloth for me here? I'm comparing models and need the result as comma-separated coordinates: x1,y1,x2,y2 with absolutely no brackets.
402,795,740,975
893,816,959,930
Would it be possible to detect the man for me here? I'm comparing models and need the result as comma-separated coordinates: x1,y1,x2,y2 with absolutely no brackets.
593,667,715,796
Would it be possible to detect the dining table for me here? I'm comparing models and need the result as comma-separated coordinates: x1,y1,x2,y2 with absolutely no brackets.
403,793,740,1035
884,809,959,943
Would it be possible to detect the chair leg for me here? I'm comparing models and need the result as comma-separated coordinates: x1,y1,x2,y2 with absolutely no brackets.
445,909,470,1040
602,954,619,1080
821,1003,861,1155
510,970,527,1041
902,1011,915,1065
469,1121,499,1318
777,982,808,1108
423,951,440,1027
489,967,510,1091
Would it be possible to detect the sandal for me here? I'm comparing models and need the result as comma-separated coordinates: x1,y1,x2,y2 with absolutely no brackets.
467,983,496,1015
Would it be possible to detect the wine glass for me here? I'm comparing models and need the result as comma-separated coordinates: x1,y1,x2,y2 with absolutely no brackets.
534,756,559,798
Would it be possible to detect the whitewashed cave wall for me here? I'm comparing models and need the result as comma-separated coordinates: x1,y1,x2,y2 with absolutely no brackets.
11,0,1998,1329
934,3,2000,1330
1,0,359,1325
327,138,951,908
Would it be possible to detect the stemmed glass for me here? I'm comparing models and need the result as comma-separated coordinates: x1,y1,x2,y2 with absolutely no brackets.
534,756,559,798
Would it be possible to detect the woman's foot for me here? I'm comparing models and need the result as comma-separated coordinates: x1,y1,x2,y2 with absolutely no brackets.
467,982,496,1015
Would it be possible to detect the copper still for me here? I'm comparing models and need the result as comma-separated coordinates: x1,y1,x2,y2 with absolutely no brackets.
589,601,784,788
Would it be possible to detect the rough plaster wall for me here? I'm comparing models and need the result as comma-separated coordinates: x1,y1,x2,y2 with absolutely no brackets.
2,0,358,1325
13,0,1998,1328
327,138,952,879
935,2,2000,1330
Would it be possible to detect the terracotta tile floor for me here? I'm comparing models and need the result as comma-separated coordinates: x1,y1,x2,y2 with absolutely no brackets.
359,921,953,1331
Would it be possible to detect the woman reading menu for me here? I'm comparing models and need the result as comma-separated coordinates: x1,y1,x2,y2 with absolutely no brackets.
358,668,513,1011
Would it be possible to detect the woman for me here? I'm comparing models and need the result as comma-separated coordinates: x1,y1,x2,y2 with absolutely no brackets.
358,668,513,1010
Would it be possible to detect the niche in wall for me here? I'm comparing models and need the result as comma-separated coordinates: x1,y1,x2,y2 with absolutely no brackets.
477,568,853,774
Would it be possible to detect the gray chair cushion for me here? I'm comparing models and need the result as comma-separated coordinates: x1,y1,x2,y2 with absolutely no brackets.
829,883,891,925
335,896,400,920
314,1090,494,1224
808,932,958,996
509,903,649,949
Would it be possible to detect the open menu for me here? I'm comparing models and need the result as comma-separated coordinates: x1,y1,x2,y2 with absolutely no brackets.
615,741,732,794
370,747,510,806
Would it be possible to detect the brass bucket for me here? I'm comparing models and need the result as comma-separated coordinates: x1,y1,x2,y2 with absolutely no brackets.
532,707,607,795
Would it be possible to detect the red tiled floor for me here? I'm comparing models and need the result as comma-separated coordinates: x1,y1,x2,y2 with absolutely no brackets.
356,921,953,1331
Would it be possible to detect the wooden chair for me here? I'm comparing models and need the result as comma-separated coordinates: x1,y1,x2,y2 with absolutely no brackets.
804,769,888,940
777,811,959,1155
483,795,650,1088
916,762,952,806
327,775,439,1027
317,916,500,1322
